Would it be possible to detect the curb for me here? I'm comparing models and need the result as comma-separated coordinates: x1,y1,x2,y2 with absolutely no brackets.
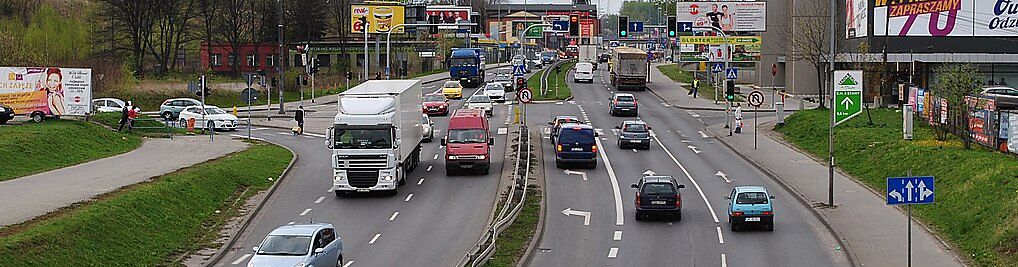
519,128,546,267
204,138,300,267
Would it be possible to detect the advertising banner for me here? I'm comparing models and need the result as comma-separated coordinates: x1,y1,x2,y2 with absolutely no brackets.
874,0,1018,36
1009,112,1018,153
847,0,869,37
580,19,596,36
916,88,926,114
679,36,761,62
676,2,767,32
426,6,469,29
512,20,544,38
965,96,997,147
351,5,405,34
0,67,92,116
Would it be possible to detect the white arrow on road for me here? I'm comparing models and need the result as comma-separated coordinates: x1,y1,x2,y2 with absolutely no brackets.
564,170,588,181
688,145,701,154
841,96,854,109
918,180,933,201
715,171,731,183
905,181,914,201
562,208,591,226
888,190,904,202
643,169,657,176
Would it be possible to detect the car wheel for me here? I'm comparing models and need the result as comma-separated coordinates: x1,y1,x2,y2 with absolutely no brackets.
731,220,741,231
30,112,44,123
644,144,651,150
0,118,7,125
617,140,623,148
481,168,490,175
587,161,597,169
334,190,346,197
555,160,565,169
161,111,173,120
675,212,682,221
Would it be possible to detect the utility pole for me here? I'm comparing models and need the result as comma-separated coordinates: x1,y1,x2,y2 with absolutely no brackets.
827,0,837,206
277,0,285,114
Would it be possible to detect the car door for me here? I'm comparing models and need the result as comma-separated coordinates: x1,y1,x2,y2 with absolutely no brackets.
321,228,341,262
309,230,327,266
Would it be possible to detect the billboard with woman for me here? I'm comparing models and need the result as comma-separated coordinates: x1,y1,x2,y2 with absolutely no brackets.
0,67,92,116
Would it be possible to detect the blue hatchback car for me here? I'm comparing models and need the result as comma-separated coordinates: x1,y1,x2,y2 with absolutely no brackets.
249,223,344,267
554,123,598,169
727,186,776,231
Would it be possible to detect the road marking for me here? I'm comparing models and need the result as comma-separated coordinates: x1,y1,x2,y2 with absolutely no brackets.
251,127,268,131
300,208,312,216
304,132,326,138
680,140,691,143
688,145,702,154
433,154,439,160
405,193,413,202
418,178,425,185
561,208,591,225
231,254,251,265
369,233,381,244
608,247,619,258
426,165,433,172
314,196,325,204
277,132,291,135
594,138,625,226
288,221,294,225
389,211,399,221
342,261,354,267
650,131,721,223
303,135,316,139
699,131,710,139
721,253,728,267
611,129,619,136
229,134,265,141
632,149,638,153
661,102,671,107
563,170,587,181
497,127,509,135
716,226,725,244
613,230,623,241
715,171,732,183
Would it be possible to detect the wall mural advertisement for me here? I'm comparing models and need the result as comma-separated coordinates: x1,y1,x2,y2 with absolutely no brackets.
0,67,92,116
847,0,869,37
351,5,405,34
873,0,1018,36
676,2,767,32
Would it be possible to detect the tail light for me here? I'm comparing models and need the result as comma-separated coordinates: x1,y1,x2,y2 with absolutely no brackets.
762,211,773,215
591,145,598,153
556,144,562,152
635,193,641,207
675,194,682,207
732,211,744,216
613,100,618,106
634,99,638,106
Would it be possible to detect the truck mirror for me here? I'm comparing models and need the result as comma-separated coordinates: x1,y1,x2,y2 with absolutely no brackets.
326,126,334,149
489,138,494,145
630,183,638,189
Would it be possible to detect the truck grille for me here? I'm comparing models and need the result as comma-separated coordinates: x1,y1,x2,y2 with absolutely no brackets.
337,155,388,169
348,170,379,188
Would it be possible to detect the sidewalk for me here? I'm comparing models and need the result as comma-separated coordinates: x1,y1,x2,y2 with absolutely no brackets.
646,63,818,111
0,136,247,226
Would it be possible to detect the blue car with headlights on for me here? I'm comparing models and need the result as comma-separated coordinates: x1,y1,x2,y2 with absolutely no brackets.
727,186,776,231
249,223,343,267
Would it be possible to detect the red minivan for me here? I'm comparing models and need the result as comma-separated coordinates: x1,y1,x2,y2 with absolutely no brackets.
442,109,494,175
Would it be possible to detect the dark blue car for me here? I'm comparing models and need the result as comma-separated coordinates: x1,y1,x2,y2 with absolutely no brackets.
554,123,598,169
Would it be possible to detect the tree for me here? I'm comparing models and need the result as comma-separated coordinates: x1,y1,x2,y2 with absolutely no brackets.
286,0,328,42
147,0,197,75
931,64,982,148
219,0,253,74
197,0,223,72
326,0,352,72
97,0,157,77
784,0,844,109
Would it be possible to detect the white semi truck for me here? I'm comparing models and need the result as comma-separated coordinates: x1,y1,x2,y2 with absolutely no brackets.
328,80,424,196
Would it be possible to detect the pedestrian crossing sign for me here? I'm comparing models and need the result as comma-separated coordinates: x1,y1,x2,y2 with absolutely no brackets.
513,64,526,77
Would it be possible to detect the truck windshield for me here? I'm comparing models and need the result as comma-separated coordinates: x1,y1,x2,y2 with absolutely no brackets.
450,58,475,67
334,126,393,149
447,129,487,144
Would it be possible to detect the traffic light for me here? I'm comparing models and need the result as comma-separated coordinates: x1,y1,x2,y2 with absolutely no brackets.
345,71,353,80
725,81,736,101
667,16,677,37
516,77,526,91
618,16,629,38
569,14,580,36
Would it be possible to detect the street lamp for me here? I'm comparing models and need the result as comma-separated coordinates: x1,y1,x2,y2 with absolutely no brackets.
386,22,477,79
694,25,732,135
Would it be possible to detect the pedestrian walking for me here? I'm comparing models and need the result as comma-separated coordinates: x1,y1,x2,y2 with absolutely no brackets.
294,105,305,135
127,106,139,131
117,101,131,131
690,79,700,98
734,103,744,134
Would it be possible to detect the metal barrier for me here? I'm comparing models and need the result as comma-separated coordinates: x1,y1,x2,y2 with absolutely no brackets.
129,116,175,139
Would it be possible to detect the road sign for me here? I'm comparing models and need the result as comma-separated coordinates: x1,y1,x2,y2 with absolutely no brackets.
518,88,533,103
726,68,738,80
609,42,620,48
711,63,724,73
748,90,764,107
834,70,864,126
551,20,569,32
513,64,527,77
241,88,259,103
886,176,935,205
630,21,644,33
678,22,693,33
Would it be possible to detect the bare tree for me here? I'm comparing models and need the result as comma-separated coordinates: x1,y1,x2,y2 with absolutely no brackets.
783,0,844,108
326,0,352,72
97,0,157,77
147,0,198,75
197,0,223,71
220,0,253,74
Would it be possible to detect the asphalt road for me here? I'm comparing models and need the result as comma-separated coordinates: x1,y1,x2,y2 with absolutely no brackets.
526,67,851,266
215,67,524,267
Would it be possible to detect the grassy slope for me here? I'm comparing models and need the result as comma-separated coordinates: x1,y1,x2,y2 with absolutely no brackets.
774,109,1018,266
103,86,349,112
0,142,292,266
657,64,741,102
0,120,141,181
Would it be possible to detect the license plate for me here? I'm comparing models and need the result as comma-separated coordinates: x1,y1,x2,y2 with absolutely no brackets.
651,201,666,205
620,108,631,111
745,217,761,222
571,148,584,151
629,140,642,143
356,189,370,193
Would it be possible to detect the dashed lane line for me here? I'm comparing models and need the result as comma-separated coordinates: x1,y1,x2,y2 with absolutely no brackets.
300,208,312,216
231,254,251,265
315,196,325,204
405,193,413,202
369,233,381,244
389,211,399,221
650,131,722,224
343,261,354,267
613,230,622,241
716,226,725,244
608,247,619,258
418,178,425,185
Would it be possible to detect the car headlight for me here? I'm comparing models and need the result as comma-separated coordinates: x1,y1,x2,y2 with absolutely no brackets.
382,175,394,182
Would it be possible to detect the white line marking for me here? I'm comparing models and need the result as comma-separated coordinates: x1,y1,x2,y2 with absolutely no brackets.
252,127,268,131
716,227,725,244
632,149,638,153
613,230,622,241
369,233,381,244
608,247,619,258
680,140,691,143
389,211,399,221
277,132,291,135
304,132,326,138
405,193,413,202
594,138,625,226
433,154,439,160
231,254,251,265
314,196,325,204
300,208,312,216
229,134,265,141
417,178,425,185
721,254,728,267
688,145,702,154
563,170,588,181
699,131,710,139
342,261,354,267
716,171,732,183
426,165,433,172
288,221,294,225
304,135,316,139
650,131,721,223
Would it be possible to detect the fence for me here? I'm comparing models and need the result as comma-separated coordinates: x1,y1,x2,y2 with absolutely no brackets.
908,87,1017,154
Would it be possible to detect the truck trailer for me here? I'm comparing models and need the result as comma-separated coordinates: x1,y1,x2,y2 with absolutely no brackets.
609,47,649,91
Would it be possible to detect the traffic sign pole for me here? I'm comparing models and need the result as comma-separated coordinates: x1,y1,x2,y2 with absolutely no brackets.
748,90,764,149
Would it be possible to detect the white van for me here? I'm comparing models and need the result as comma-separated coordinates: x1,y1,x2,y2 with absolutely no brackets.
573,62,595,83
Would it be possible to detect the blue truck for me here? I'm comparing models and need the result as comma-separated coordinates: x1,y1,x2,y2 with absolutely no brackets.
449,48,485,88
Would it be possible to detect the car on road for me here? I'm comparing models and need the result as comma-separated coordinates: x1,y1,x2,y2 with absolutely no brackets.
609,92,639,117
464,94,494,117
727,186,776,231
615,120,652,149
442,80,464,99
443,109,493,175
547,115,584,143
491,70,514,92
574,62,594,83
159,98,202,120
249,223,343,267
177,105,239,131
92,98,126,113
0,104,14,125
980,86,1018,109
422,113,435,142
554,123,598,169
422,93,450,116
541,51,558,64
632,175,685,221
482,83,506,103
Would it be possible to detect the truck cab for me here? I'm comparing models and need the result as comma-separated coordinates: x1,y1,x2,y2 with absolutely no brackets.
443,109,493,175
449,48,485,88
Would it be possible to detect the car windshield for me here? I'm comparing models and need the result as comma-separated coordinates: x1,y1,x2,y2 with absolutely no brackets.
205,108,226,115
450,58,475,67
257,235,311,256
642,183,675,195
736,192,769,205
334,126,393,149
542,52,557,57
424,95,445,102
444,81,460,88
624,124,648,132
558,128,594,143
447,129,487,143
469,95,491,103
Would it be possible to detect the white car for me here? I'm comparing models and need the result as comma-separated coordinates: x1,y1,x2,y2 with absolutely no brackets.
93,98,126,113
574,62,595,83
482,83,507,103
492,72,514,91
464,94,494,117
177,105,239,131
422,113,435,142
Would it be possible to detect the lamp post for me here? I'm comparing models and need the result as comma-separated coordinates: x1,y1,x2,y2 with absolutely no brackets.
386,23,477,79
695,25,731,135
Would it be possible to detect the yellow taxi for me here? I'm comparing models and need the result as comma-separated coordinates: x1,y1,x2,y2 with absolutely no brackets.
442,80,464,99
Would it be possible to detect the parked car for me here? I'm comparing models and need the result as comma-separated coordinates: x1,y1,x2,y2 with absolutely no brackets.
422,113,435,142
0,104,14,125
177,105,239,131
609,92,639,116
422,94,450,116
159,98,202,120
249,223,343,267
482,83,507,103
727,186,776,231
93,98,126,113
980,86,1018,109
442,80,464,99
554,123,599,169
615,120,652,149
464,94,494,117
632,175,685,221
548,115,584,143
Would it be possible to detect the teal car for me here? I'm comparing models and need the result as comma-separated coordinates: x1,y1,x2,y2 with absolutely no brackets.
727,186,775,231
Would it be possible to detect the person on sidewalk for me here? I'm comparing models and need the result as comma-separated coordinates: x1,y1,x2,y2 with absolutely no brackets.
294,106,305,135
689,79,700,98
734,103,744,133
127,105,140,131
117,101,132,132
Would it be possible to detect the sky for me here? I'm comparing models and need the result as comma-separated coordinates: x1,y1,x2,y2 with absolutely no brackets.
500,0,622,15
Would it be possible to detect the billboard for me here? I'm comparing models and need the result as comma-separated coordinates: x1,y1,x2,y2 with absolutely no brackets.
351,5,405,34
676,2,767,32
847,0,869,37
426,6,469,29
512,20,544,38
874,0,1018,36
679,36,761,62
0,67,92,116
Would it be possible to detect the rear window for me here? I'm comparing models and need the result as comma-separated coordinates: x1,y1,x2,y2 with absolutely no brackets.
623,124,647,132
615,96,635,102
736,192,769,205
642,183,675,195
558,128,595,144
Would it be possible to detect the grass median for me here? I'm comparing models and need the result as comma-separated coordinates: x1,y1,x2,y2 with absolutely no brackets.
529,62,575,101
483,187,542,267
774,108,1018,266
0,141,292,266
657,64,741,102
0,120,141,182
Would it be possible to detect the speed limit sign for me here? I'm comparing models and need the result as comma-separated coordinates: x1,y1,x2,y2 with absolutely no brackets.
518,88,533,103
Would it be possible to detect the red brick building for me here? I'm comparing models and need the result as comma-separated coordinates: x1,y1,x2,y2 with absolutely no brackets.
200,42,279,73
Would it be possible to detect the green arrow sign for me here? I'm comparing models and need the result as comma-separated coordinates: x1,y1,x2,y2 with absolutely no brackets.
833,70,864,126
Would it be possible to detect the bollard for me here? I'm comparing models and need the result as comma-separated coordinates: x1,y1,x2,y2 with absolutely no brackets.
233,106,238,116
776,102,785,125
903,104,913,140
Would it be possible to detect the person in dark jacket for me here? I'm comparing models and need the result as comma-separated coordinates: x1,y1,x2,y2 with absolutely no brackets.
294,106,305,134
117,101,131,131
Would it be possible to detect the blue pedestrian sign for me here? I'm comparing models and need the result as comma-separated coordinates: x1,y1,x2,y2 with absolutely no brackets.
711,63,724,73
886,176,935,205
678,22,693,33
513,64,526,77
725,68,738,80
